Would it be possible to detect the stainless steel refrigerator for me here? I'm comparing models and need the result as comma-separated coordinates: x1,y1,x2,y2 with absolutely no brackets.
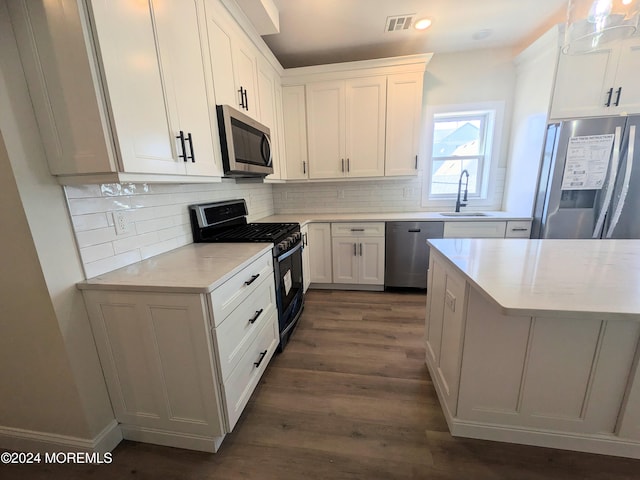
532,115,640,239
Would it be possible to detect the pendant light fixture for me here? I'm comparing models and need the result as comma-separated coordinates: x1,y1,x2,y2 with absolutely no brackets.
563,0,639,54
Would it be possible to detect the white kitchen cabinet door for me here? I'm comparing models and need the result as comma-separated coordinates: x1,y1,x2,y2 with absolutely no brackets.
90,0,184,175
550,47,617,119
282,86,309,179
272,81,287,180
331,237,359,284
154,0,220,177
358,237,385,285
609,38,640,116
301,225,311,292
306,80,346,179
204,13,237,108
84,290,225,438
345,76,386,178
308,223,332,283
443,221,507,238
618,348,640,441
233,39,260,120
257,61,281,179
385,72,424,176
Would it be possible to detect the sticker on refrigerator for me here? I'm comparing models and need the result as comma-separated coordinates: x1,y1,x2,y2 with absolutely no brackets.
283,269,292,295
561,134,615,190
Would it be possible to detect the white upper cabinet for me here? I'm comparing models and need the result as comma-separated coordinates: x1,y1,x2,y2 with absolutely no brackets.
204,0,261,121
257,60,284,180
345,77,387,178
385,72,424,176
550,36,640,119
306,80,346,179
11,0,222,182
306,77,386,179
282,54,430,181
282,86,309,180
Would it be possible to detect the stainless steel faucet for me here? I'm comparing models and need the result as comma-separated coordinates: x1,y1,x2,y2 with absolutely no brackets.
455,169,470,212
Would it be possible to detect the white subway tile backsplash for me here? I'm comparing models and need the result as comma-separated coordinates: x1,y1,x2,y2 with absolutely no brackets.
79,242,115,264
64,182,274,278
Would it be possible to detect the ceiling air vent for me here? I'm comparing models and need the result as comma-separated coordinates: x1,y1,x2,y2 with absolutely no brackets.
385,14,415,32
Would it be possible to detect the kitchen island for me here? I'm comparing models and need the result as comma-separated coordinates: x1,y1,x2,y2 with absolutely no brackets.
425,239,640,459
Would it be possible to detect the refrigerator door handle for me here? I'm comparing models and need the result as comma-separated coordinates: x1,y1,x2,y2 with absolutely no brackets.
592,126,623,238
606,125,636,238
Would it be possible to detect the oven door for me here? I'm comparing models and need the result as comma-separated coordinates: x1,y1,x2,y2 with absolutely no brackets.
274,238,304,343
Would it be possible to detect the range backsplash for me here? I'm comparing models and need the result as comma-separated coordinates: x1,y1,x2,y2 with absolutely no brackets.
65,181,274,278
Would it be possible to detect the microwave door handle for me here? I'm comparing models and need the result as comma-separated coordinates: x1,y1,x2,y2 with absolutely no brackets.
593,126,622,238
262,133,273,167
606,124,635,238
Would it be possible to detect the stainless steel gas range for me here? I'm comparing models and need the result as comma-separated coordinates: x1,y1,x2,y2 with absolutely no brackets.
189,199,304,349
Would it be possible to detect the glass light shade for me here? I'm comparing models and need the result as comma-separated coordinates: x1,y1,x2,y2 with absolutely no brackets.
564,0,640,54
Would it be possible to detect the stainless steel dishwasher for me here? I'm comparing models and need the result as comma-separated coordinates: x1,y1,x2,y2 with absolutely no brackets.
385,221,444,289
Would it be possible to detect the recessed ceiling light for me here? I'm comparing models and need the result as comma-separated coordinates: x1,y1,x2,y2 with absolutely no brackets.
472,29,492,40
414,18,432,30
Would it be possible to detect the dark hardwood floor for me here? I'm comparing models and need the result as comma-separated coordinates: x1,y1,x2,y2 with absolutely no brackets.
3,289,640,479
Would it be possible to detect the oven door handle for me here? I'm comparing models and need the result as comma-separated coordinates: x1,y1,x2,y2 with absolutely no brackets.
275,240,303,262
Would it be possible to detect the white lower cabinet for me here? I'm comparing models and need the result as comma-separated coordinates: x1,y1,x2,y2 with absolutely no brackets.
307,223,333,284
443,221,507,238
331,223,385,286
82,251,277,452
301,224,311,292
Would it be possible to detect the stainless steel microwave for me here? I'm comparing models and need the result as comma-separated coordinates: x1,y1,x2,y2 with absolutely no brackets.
216,104,273,177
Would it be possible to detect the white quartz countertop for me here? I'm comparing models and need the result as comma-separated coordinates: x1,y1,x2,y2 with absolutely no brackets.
257,211,531,226
428,238,640,320
77,243,273,294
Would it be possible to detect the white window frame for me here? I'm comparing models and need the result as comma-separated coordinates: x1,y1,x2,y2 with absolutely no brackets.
421,101,505,208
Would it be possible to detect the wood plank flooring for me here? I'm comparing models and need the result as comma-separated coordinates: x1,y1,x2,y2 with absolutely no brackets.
3,289,640,479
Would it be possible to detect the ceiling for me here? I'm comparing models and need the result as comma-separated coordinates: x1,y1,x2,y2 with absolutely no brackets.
257,0,569,68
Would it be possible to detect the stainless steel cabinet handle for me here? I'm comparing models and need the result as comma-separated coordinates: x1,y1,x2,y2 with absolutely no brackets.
303,232,308,246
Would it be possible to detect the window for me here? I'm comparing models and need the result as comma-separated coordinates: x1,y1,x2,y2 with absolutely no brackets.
423,103,502,204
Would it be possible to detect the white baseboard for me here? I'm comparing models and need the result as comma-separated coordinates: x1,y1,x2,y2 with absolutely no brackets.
121,425,225,453
310,283,384,291
451,420,640,459
0,420,122,454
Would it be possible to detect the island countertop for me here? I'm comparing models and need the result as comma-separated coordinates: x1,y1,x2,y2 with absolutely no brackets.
427,238,640,320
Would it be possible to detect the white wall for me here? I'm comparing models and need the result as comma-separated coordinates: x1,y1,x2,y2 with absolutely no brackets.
0,0,113,444
65,181,274,278
274,48,516,213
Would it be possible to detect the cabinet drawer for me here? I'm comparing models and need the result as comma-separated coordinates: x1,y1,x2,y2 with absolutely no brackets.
209,251,274,326
222,308,278,431
213,275,277,381
505,220,532,238
443,221,506,238
331,222,385,237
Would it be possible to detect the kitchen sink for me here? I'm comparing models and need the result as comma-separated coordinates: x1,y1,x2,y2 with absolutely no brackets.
438,212,490,217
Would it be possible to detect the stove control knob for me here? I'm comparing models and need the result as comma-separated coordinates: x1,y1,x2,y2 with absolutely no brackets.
291,232,301,243
277,240,288,253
